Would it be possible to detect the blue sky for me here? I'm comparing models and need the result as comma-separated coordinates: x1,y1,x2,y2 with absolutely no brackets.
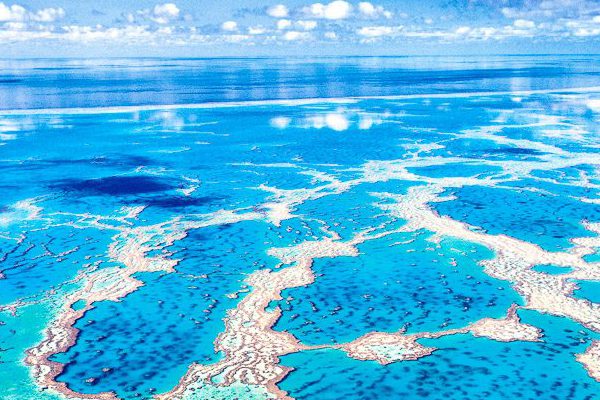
1,0,600,57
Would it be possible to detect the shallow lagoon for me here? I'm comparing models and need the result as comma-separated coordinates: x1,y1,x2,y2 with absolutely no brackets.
280,311,599,400
274,232,519,345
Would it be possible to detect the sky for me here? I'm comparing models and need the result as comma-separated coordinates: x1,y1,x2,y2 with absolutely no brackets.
1,0,600,57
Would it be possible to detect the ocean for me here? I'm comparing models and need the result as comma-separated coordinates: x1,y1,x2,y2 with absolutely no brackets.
0,56,599,400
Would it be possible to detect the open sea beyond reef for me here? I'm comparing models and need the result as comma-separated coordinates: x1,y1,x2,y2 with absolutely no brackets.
1,56,600,400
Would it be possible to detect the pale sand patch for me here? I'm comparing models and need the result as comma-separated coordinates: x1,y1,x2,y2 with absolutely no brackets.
157,260,316,400
339,305,541,365
340,331,437,364
577,341,600,382
469,305,541,342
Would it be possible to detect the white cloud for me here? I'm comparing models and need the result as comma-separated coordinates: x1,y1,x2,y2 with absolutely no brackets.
358,2,392,19
248,26,266,35
0,25,53,41
224,34,250,42
573,27,600,36
283,30,311,41
560,16,600,37
59,25,153,43
221,20,238,31
455,26,470,35
2,2,599,48
359,21,542,42
304,1,352,20
33,7,65,22
3,21,24,29
501,0,600,20
278,19,317,31
357,25,395,37
0,3,27,21
513,19,535,29
0,2,64,22
296,20,317,30
358,2,375,16
501,7,527,19
267,4,289,18
151,3,180,24
277,19,292,30
302,1,389,21
435,24,537,40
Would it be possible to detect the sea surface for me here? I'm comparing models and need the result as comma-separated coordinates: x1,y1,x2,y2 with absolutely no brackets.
0,56,599,400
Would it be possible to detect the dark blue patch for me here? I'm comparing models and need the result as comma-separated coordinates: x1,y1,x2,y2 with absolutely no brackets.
132,195,225,209
486,147,544,155
54,176,174,196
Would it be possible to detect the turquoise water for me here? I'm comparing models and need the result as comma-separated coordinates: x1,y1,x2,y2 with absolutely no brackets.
0,225,114,305
280,311,599,400
573,281,600,304
531,264,573,275
434,184,600,252
1,57,600,399
274,232,519,345
53,220,282,399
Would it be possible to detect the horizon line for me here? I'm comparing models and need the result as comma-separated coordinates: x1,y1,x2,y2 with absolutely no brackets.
3,53,600,61
2,85,599,116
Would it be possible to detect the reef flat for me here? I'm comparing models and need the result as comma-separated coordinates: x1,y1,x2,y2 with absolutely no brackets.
2,63,600,400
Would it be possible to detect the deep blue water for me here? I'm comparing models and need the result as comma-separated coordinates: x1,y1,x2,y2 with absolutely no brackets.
1,55,600,110
434,184,600,252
